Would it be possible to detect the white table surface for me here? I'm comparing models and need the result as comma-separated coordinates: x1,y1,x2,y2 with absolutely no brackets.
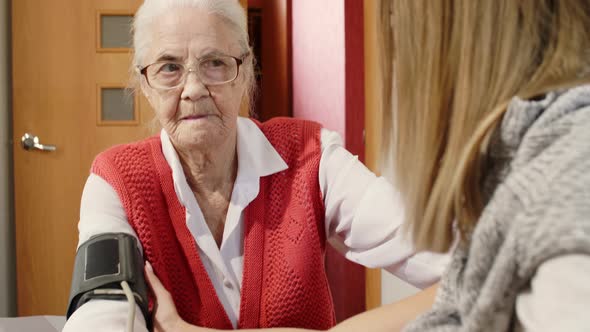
0,316,65,332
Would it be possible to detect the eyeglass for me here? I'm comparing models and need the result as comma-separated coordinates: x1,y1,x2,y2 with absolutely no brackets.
138,54,247,90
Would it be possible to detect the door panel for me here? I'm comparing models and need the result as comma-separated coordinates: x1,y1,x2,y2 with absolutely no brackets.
13,0,254,316
13,0,154,316
13,0,254,317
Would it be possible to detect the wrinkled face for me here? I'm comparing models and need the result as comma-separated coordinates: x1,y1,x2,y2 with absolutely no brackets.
140,7,246,150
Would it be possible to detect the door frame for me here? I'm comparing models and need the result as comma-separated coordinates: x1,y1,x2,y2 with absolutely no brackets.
0,0,16,318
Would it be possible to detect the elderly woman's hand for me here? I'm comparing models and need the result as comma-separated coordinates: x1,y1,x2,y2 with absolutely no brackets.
145,262,203,332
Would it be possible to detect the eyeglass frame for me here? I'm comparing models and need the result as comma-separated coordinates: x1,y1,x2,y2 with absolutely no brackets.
137,52,250,90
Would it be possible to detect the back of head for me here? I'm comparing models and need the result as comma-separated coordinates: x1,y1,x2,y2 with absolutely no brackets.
379,0,590,252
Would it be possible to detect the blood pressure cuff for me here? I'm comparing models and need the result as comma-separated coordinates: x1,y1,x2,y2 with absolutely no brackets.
66,233,150,326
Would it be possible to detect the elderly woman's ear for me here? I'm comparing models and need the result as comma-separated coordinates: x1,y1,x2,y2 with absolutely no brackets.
139,76,152,102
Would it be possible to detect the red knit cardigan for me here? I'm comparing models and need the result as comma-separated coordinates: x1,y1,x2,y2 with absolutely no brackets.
91,117,336,330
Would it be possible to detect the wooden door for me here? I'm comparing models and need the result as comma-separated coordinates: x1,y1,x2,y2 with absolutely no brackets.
12,0,248,316
13,0,147,316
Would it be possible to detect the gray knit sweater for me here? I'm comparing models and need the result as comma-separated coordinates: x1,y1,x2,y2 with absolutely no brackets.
404,85,590,332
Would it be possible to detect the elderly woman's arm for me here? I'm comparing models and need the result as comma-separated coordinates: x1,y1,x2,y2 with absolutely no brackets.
145,261,438,332
62,175,149,332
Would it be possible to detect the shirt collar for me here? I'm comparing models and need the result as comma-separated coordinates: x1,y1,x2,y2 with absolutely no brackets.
235,117,288,182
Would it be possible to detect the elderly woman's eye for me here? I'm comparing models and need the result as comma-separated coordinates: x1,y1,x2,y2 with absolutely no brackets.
203,58,229,68
159,63,182,72
199,57,235,83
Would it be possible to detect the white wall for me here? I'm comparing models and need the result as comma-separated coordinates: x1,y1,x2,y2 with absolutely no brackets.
0,0,16,317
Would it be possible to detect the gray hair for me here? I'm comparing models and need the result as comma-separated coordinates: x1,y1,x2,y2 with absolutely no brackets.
132,0,256,111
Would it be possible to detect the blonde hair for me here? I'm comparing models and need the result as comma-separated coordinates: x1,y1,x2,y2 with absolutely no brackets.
380,0,590,252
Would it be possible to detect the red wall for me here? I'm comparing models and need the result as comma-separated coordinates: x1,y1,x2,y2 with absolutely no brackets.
292,0,346,139
291,0,366,322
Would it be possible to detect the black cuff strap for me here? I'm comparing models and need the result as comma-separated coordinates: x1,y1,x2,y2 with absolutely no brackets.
66,233,151,328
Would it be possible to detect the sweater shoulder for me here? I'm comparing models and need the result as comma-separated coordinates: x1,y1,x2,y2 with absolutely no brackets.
92,136,159,167
254,117,322,163
508,105,590,205
90,135,161,183
257,117,321,136
507,108,590,275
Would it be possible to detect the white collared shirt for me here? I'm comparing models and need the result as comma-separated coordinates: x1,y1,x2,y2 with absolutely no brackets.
64,117,449,332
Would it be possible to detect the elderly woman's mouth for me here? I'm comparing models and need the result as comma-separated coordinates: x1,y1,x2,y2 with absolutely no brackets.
180,114,213,121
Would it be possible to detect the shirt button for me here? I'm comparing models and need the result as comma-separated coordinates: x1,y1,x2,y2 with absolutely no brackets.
223,278,233,289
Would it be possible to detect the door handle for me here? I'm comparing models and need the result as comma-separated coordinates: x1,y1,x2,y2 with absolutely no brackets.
21,133,57,152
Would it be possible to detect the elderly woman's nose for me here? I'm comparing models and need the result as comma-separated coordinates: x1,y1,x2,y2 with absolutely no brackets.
180,73,210,100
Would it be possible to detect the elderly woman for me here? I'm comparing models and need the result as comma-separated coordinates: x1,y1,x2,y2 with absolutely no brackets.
63,0,447,331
